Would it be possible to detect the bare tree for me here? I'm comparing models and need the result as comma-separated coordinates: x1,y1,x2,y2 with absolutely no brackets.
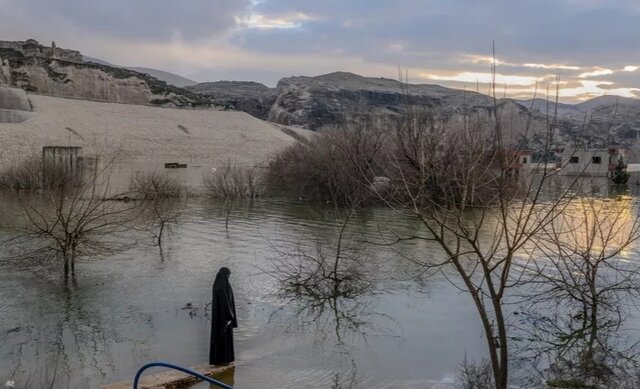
130,170,184,200
265,114,387,204
0,155,44,191
147,200,180,248
203,161,261,200
3,158,146,287
130,171,183,248
517,196,640,387
457,356,494,389
269,208,370,300
202,161,262,231
363,64,601,388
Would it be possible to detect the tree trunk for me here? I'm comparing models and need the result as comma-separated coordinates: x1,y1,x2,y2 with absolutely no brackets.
157,220,165,247
63,256,69,287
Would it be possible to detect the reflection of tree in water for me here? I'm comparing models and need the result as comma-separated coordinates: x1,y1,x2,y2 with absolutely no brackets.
264,209,399,388
517,310,640,388
274,294,383,389
514,197,640,388
1,276,153,389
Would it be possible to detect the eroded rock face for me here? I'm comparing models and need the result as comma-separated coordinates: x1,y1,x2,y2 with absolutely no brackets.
266,72,494,130
1,40,205,107
0,86,33,123
13,62,151,104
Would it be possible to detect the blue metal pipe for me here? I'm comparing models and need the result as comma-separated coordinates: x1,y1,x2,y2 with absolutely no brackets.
132,361,234,389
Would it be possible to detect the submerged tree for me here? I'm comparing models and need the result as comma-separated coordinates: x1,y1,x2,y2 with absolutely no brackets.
518,196,640,388
360,66,618,388
265,114,387,204
373,110,564,389
265,172,383,348
2,157,146,286
130,171,184,248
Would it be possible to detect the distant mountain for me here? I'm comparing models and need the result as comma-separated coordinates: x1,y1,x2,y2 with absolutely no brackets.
82,55,112,66
81,57,198,88
128,67,198,88
576,95,640,111
515,98,583,119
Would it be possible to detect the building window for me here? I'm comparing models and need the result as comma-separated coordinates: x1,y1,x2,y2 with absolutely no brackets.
592,156,602,164
569,156,579,164
522,157,528,164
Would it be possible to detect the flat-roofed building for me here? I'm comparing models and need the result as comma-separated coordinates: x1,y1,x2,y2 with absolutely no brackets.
558,147,627,176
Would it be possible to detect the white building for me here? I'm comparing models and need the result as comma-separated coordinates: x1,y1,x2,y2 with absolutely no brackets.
558,147,627,176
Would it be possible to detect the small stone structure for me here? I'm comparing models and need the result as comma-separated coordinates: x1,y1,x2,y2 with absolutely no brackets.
0,39,83,62
42,146,83,184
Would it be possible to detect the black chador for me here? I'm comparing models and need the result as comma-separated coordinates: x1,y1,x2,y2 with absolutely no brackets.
209,267,238,365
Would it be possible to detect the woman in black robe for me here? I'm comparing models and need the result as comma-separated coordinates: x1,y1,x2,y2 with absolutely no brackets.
209,267,238,365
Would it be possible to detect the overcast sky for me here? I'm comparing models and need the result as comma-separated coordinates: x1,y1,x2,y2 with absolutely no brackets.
0,0,638,102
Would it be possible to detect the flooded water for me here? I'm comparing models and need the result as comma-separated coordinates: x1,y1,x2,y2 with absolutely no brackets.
1,192,640,388
0,198,490,388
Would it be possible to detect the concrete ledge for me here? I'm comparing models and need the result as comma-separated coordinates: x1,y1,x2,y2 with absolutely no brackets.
99,363,234,389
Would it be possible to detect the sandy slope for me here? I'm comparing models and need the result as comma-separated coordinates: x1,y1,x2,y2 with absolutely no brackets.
0,94,309,167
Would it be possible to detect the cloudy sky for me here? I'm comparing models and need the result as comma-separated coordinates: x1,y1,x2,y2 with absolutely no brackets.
0,0,638,102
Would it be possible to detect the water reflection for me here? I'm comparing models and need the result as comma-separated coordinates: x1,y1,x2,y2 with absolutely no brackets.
6,193,639,388
0,271,153,388
0,197,498,388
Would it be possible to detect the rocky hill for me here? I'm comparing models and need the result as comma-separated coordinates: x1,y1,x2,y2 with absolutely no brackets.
186,71,638,155
187,72,496,130
515,95,640,148
186,81,277,119
0,39,206,107
3,39,637,156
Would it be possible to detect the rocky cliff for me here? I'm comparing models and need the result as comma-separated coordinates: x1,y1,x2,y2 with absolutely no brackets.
0,39,205,107
266,72,496,130
10,60,152,104
187,72,497,130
